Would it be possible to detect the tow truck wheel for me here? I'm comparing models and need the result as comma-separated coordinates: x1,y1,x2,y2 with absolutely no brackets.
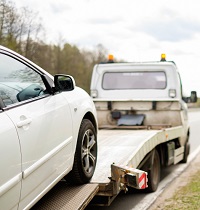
181,141,190,163
146,149,160,192
65,119,97,184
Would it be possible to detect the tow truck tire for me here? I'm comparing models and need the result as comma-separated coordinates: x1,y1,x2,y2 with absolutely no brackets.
181,141,190,163
65,119,97,184
146,149,160,192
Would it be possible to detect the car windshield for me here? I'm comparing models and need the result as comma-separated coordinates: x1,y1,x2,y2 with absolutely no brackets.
102,71,167,90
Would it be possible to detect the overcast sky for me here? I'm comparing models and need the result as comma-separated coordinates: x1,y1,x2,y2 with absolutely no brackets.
14,0,200,95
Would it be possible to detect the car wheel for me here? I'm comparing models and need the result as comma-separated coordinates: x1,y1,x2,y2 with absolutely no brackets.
66,119,97,184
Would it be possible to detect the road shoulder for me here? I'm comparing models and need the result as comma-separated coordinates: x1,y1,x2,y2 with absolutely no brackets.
148,150,200,210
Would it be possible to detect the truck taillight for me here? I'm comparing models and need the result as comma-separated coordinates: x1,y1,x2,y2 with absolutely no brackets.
91,89,98,98
169,89,176,98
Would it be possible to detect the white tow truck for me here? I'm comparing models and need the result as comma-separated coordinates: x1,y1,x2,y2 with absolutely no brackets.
33,54,197,209
88,54,197,205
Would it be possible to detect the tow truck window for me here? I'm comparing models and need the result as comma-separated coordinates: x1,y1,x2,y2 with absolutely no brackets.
102,71,166,90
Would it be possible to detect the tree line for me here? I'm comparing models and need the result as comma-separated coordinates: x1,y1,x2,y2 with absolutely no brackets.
0,0,114,92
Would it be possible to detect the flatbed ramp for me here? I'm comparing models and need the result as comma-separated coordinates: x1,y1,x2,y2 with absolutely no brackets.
91,129,158,183
91,128,182,183
31,183,99,210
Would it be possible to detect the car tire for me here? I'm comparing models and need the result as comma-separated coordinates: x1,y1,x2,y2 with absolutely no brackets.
65,119,97,184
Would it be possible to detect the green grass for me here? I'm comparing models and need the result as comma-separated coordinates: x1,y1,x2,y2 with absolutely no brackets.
163,170,200,210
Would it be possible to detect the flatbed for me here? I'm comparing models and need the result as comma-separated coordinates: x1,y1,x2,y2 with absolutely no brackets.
91,126,183,184
31,126,184,209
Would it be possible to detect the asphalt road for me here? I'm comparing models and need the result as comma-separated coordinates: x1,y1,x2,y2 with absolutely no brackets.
86,108,200,210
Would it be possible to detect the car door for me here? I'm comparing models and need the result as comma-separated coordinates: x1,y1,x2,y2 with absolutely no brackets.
0,52,74,209
0,110,22,210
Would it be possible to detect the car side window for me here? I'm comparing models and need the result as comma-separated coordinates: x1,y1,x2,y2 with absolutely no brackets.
0,53,46,107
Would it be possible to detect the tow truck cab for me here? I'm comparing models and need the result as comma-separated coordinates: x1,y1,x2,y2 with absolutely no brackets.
91,54,196,102
90,54,197,146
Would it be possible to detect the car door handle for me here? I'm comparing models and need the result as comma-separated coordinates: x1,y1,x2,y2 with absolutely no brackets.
17,118,32,128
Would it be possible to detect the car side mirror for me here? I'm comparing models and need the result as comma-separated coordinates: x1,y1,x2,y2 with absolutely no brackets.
54,74,75,92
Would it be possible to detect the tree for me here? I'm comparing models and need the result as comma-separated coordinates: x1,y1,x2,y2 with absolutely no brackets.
0,0,44,56
0,0,113,93
0,0,18,48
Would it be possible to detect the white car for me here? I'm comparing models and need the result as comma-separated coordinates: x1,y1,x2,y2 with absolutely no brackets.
0,46,98,209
